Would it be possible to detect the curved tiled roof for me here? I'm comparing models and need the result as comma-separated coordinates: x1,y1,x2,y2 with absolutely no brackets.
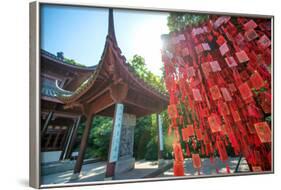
41,79,59,98
54,35,168,103
41,49,98,71
53,9,168,104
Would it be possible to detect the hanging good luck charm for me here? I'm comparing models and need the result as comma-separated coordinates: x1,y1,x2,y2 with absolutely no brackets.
162,15,272,176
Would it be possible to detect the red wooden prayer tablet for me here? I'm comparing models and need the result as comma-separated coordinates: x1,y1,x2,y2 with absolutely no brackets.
245,29,258,41
236,50,250,63
182,47,190,57
192,88,203,101
195,44,204,54
218,102,230,115
210,85,222,100
202,43,211,51
244,19,258,30
186,125,195,136
210,61,221,72
216,35,226,46
260,92,271,114
219,42,229,56
182,126,194,141
254,122,271,143
235,33,245,45
257,35,271,49
168,104,178,119
231,109,241,122
192,154,202,169
250,72,264,89
225,56,238,67
186,66,196,78
220,87,232,101
208,114,222,133
252,166,263,172
238,82,253,101
201,62,212,78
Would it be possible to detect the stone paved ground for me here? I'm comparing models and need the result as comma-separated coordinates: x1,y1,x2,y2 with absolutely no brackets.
41,160,171,185
41,161,107,185
41,157,250,185
161,157,250,177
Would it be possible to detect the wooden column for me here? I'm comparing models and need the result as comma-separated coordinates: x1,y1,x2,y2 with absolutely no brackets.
61,116,81,160
64,116,82,159
59,127,69,149
73,115,94,175
60,125,72,160
52,126,63,149
41,112,53,137
157,114,164,160
105,103,124,179
62,116,81,160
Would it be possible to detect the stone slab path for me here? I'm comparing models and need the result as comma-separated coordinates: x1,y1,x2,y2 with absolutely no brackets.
41,157,249,185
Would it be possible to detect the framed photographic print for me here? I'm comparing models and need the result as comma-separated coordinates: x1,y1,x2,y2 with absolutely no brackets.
29,1,274,188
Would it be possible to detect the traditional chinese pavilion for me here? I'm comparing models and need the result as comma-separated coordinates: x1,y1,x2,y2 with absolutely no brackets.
40,9,168,179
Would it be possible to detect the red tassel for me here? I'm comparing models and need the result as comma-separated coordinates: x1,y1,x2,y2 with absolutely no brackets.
201,142,205,155
226,163,230,173
216,168,219,174
173,161,185,176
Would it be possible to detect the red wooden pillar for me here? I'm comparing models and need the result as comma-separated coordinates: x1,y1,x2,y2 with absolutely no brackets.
105,103,124,179
72,114,94,177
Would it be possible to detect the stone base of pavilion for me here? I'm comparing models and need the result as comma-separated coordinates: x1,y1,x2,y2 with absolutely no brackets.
40,159,173,185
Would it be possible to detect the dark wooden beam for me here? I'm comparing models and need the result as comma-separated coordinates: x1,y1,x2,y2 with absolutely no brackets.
109,82,128,102
61,116,81,160
84,91,114,116
124,88,161,113
41,112,53,137
85,86,110,104
41,110,80,119
65,116,83,159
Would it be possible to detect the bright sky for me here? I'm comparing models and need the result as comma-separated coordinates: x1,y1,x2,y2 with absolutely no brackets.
40,5,169,76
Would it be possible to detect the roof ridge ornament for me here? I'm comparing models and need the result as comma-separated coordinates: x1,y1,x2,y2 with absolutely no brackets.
108,8,117,45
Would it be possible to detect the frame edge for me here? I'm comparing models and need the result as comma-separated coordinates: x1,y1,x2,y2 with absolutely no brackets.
29,1,40,188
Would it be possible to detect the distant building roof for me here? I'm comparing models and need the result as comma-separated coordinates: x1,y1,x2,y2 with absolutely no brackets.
41,49,98,71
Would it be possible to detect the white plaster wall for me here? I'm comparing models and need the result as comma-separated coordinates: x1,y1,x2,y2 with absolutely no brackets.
41,151,62,163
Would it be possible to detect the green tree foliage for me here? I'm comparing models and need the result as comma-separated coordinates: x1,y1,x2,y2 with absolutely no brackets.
72,116,112,160
167,13,209,32
88,117,112,159
64,57,86,67
129,55,166,93
134,112,172,160
129,55,168,160
134,115,154,160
